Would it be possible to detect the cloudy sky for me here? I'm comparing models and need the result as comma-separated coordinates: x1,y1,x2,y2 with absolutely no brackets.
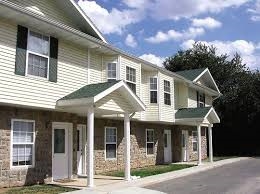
78,0,260,70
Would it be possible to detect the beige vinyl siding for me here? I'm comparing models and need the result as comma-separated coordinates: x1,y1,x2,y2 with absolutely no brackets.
188,88,197,108
205,95,212,106
96,91,134,113
120,56,141,119
89,52,102,84
141,70,159,121
0,19,88,109
159,72,174,122
176,82,188,109
8,0,79,30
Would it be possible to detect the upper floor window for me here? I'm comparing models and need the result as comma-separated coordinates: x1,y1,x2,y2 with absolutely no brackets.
150,77,158,103
11,119,35,168
164,80,171,105
105,127,117,159
126,66,136,93
107,63,117,82
27,31,50,78
197,92,205,107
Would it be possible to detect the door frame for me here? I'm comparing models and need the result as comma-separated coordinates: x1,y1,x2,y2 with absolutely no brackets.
181,130,189,162
164,129,172,163
52,122,73,181
77,124,86,175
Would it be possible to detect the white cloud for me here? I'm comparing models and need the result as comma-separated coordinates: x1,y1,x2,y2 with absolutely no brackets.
145,27,205,43
125,34,137,47
180,39,260,69
248,0,260,21
139,54,165,67
122,0,149,9
78,0,144,34
192,17,222,29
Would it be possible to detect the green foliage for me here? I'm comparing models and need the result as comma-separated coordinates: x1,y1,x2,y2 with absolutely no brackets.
104,164,194,178
164,42,260,155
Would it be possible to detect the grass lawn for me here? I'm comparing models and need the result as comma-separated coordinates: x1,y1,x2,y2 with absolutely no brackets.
103,164,195,178
3,184,77,194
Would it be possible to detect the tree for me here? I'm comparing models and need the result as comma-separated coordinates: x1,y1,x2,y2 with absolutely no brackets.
164,42,260,156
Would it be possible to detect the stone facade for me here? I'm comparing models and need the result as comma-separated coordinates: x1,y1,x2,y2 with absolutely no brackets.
0,105,208,188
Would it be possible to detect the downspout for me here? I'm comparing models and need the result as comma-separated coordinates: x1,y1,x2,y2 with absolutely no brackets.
130,112,136,119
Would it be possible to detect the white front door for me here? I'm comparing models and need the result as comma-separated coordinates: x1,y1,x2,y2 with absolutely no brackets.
52,123,71,180
181,130,188,162
164,130,172,163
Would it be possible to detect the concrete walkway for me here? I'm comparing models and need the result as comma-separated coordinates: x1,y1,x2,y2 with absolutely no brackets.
63,157,250,194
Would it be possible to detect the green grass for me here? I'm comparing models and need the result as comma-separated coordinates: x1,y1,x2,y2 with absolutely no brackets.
103,164,195,178
4,184,77,194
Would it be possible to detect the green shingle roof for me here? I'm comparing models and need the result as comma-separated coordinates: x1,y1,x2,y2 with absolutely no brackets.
175,107,212,119
60,81,120,101
175,68,207,81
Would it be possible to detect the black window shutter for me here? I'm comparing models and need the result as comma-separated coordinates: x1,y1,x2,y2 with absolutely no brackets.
203,93,205,107
49,37,58,82
196,91,199,107
15,25,28,76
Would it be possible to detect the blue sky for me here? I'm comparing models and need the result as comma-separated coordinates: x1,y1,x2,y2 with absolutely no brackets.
78,0,260,69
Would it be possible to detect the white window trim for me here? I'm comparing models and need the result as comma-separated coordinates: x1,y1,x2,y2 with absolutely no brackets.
150,76,158,104
164,80,171,106
104,127,117,160
126,66,136,84
10,119,36,169
146,129,154,156
192,131,198,153
107,62,117,81
25,29,50,80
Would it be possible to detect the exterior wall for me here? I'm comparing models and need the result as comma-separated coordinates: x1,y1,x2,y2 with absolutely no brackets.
188,88,197,108
8,0,80,30
141,70,159,121
89,51,102,84
0,18,89,109
175,82,188,109
159,72,175,122
188,127,207,161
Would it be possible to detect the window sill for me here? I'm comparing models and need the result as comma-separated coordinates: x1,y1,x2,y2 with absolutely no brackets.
10,165,34,170
146,154,155,157
105,158,117,161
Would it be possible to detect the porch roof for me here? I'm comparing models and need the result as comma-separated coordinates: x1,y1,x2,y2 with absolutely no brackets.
175,106,220,125
56,80,146,115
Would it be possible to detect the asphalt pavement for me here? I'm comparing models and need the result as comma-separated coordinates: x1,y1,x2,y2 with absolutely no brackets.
146,158,260,194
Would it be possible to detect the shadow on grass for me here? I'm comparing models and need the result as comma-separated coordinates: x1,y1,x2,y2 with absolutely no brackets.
5,184,77,194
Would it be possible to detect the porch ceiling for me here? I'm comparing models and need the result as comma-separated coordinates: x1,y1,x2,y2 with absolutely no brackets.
56,81,146,116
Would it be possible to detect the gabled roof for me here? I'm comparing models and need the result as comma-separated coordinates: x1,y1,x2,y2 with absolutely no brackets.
60,81,120,101
175,106,220,124
57,80,146,113
176,68,220,94
175,68,207,81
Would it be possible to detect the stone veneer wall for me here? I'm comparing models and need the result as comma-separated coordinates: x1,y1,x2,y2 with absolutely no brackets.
0,105,208,188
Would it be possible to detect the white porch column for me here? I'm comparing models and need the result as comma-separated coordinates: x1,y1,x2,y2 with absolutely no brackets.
208,125,213,163
87,106,94,187
197,125,202,165
124,113,131,181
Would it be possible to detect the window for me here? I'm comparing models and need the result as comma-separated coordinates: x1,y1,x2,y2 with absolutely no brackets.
150,77,158,103
27,30,49,78
11,119,35,167
198,92,205,107
126,66,136,93
105,127,117,159
107,63,117,82
164,80,171,105
146,129,154,155
192,131,198,152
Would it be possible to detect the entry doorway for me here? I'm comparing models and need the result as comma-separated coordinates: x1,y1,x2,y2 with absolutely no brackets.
52,122,73,180
181,130,189,162
164,130,172,163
